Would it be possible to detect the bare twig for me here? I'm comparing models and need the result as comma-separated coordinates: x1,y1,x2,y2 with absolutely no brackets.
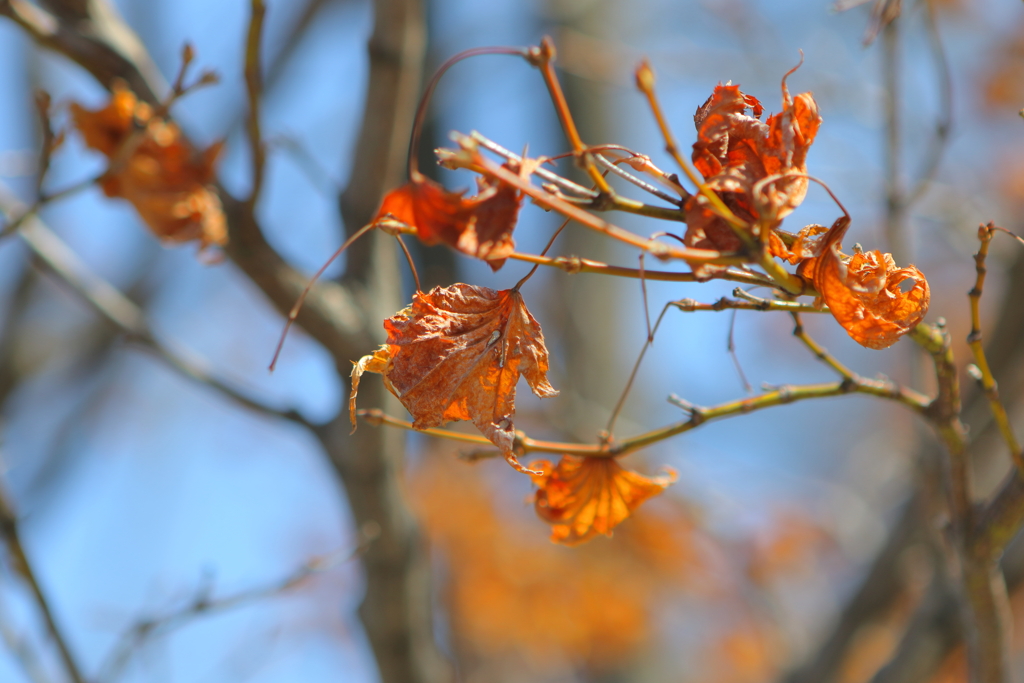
358,373,929,460
912,322,1011,683
0,484,85,683
97,532,377,683
0,185,311,429
0,592,52,683
967,223,1022,473
245,0,268,206
906,0,952,206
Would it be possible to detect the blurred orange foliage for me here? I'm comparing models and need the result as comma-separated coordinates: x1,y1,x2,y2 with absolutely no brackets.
70,82,226,252
409,454,702,672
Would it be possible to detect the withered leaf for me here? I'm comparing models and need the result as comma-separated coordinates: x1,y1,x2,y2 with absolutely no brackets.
768,223,829,265
350,284,557,473
801,218,930,349
376,170,522,271
684,74,821,264
530,455,677,546
70,82,226,252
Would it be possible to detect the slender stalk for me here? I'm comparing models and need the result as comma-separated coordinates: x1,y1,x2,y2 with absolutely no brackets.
506,252,774,287
457,139,748,265
529,37,612,194
791,313,857,379
968,223,1022,472
0,486,85,683
245,0,267,206
912,322,1010,683
358,375,929,460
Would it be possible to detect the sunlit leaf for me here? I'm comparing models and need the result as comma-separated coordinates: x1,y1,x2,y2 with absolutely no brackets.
800,218,930,349
530,455,676,545
350,283,557,472
684,73,820,260
376,170,522,270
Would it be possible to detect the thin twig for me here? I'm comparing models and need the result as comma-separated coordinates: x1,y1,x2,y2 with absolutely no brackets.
453,136,748,265
245,0,268,206
0,185,311,429
97,532,376,683
0,484,85,683
906,0,952,206
358,372,929,460
791,312,858,380
671,295,827,314
0,591,52,683
505,251,773,286
528,37,612,194
967,223,1022,473
911,321,1010,683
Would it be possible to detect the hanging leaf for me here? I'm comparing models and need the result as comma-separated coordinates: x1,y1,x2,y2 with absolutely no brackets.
70,82,226,252
350,283,557,473
376,169,522,270
530,455,677,546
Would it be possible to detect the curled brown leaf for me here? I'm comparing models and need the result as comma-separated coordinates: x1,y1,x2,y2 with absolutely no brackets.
800,218,930,349
684,72,821,266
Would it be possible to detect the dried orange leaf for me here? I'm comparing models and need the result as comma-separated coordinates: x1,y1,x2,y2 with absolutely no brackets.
70,83,226,252
684,73,821,259
802,219,930,349
350,284,557,472
376,170,522,270
768,223,829,265
530,455,677,545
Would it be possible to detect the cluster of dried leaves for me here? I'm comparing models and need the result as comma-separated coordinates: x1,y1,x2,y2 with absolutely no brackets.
347,60,931,544
69,82,226,252
688,76,929,348
62,49,932,546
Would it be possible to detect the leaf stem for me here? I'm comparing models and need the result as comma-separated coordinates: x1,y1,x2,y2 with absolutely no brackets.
968,223,1023,473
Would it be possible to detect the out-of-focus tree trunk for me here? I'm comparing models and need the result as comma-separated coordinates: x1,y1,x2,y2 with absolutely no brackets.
546,0,626,442
0,0,453,681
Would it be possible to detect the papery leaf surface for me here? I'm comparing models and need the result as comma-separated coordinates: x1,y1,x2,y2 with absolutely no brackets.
350,284,557,472
800,218,930,349
376,171,522,270
530,455,676,545
683,74,821,272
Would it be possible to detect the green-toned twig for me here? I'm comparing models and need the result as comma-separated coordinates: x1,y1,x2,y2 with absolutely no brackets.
791,312,857,379
506,252,774,287
671,293,827,314
912,321,1010,683
358,374,929,460
968,223,1022,473
245,0,267,205
634,60,805,295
